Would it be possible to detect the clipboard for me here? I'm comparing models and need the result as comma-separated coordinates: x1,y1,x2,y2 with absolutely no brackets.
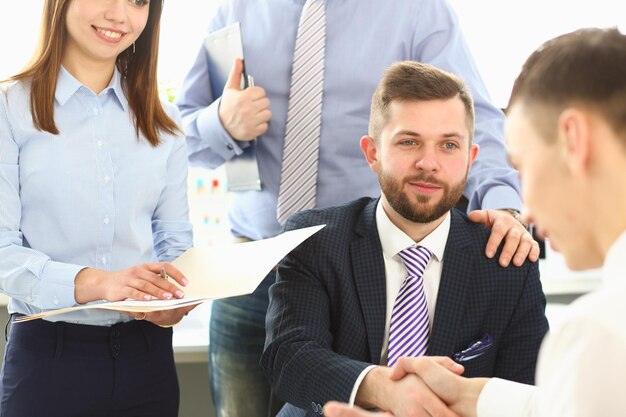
204,22,262,191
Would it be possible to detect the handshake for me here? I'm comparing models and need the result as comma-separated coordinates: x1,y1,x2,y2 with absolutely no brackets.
324,356,489,417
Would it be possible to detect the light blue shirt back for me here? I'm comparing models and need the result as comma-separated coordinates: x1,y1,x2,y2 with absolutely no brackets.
176,0,522,241
0,68,193,325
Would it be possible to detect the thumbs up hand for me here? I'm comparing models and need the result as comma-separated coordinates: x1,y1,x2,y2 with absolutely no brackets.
218,58,272,141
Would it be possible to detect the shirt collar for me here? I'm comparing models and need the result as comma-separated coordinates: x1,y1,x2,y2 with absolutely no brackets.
55,66,128,111
602,229,626,287
55,66,83,106
375,199,450,263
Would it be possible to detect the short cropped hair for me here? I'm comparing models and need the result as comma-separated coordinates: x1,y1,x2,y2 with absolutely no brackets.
508,27,626,146
368,61,475,143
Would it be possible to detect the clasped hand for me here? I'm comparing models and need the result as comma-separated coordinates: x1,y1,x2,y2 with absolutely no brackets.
335,356,487,417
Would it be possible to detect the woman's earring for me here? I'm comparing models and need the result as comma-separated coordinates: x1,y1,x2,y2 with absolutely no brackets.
132,42,136,54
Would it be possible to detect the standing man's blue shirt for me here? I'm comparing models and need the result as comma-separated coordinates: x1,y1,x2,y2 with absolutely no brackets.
0,68,193,326
176,0,522,241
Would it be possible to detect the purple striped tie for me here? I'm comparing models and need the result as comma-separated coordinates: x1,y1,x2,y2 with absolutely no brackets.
387,246,432,367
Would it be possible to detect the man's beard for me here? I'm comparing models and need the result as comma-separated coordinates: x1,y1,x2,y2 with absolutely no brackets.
378,169,467,224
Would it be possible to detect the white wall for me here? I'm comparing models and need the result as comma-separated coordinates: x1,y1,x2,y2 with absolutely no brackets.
448,0,626,107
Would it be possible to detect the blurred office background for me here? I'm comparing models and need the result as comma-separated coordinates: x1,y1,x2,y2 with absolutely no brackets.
0,1,624,416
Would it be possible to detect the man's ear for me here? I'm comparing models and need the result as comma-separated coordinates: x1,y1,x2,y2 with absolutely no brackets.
467,143,479,170
360,135,378,172
558,109,591,176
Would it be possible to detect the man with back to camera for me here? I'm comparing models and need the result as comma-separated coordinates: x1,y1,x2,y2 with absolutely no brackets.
175,1,540,415
260,61,549,417
324,26,626,417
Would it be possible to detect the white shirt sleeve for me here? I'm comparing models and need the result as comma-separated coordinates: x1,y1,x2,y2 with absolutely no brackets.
477,378,536,417
533,315,626,417
349,365,377,406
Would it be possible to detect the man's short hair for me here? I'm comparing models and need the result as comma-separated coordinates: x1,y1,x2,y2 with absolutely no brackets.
508,27,626,146
368,61,475,142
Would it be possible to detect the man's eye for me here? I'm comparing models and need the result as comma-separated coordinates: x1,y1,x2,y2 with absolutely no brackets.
130,0,148,6
444,142,458,150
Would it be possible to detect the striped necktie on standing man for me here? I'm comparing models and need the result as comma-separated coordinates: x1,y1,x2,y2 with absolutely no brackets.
276,0,326,224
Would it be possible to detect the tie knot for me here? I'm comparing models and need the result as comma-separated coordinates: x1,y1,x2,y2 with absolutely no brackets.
304,0,326,8
301,0,326,20
398,246,432,277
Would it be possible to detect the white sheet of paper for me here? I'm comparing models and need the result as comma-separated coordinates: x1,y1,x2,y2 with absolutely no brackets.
174,224,324,298
15,225,325,322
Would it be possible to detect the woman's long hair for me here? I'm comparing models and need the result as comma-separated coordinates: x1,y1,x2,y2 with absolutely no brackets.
8,0,177,146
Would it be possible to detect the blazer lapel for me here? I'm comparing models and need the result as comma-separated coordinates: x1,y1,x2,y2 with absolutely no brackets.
350,199,387,364
427,210,475,356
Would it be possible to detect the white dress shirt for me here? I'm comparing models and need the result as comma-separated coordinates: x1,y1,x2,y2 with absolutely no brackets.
350,201,451,403
477,230,626,417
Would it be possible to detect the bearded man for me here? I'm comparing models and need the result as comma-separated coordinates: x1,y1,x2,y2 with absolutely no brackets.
260,61,549,417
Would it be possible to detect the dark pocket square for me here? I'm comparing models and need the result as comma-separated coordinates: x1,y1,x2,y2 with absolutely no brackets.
452,333,493,363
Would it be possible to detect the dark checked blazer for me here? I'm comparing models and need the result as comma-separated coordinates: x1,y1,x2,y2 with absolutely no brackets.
261,197,549,417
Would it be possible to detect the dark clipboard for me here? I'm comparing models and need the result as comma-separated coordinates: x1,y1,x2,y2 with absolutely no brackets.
204,22,262,192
